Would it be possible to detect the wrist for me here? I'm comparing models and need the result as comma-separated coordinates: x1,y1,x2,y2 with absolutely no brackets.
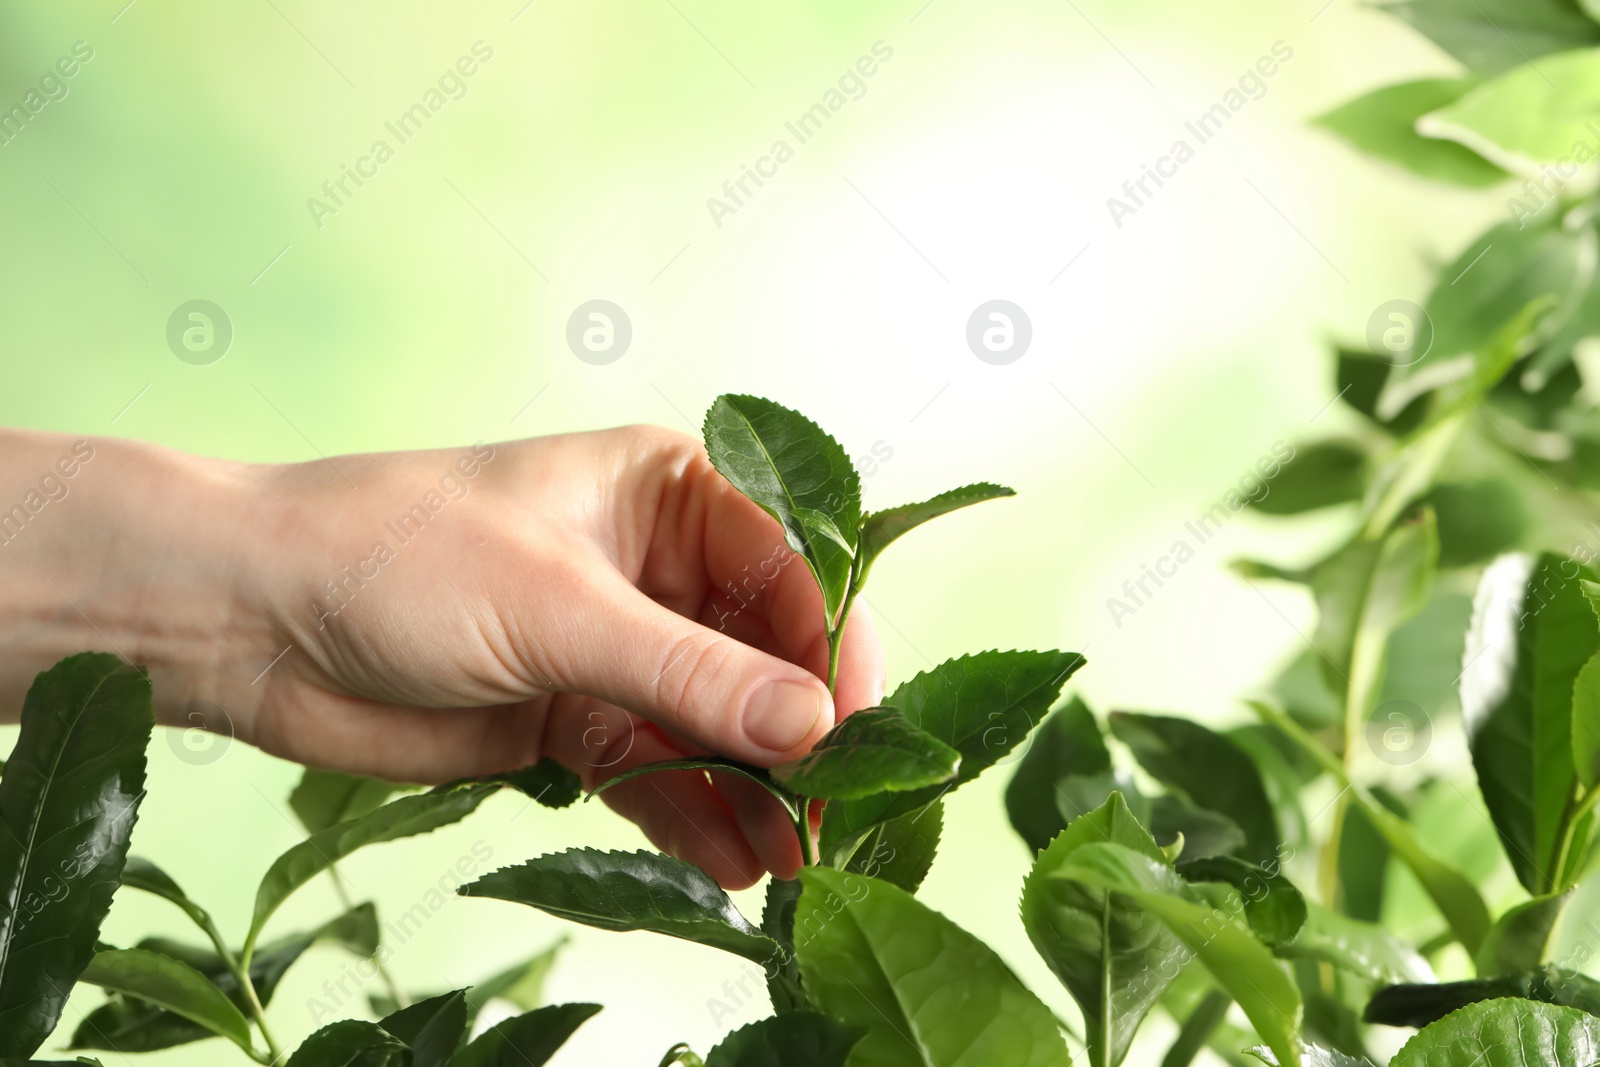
0,430,279,738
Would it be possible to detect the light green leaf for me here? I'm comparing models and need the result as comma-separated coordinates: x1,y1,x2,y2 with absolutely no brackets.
704,1012,865,1067
1049,841,1303,1067
1248,440,1369,515
459,849,781,966
843,800,944,894
1276,903,1433,985
703,394,861,626
1243,1043,1372,1066
77,949,254,1056
1317,78,1507,186
1004,697,1112,855
1419,48,1600,174
1176,856,1307,948
466,937,566,1018
795,866,1071,1067
1022,792,1185,1067
856,483,1014,581
1109,712,1279,863
821,650,1084,864
451,1003,601,1067
1389,997,1600,1064
1377,0,1600,75
246,783,499,959
771,707,959,799
1573,578,1600,788
288,768,403,835
0,654,153,1058
1475,892,1573,975
1462,552,1599,893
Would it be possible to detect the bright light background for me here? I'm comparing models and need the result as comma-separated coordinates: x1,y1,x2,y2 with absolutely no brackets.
0,0,1519,1062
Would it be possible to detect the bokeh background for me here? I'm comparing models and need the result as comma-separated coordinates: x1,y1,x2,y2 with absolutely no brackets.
0,0,1549,1062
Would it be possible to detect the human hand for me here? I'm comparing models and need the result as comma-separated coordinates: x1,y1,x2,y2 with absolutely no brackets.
0,425,884,888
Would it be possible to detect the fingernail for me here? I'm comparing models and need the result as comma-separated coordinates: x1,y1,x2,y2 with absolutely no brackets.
744,680,825,752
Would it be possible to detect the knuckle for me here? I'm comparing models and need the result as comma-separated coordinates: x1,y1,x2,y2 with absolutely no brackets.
653,630,736,722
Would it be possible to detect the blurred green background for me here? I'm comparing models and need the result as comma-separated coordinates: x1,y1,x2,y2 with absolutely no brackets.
0,0,1538,1062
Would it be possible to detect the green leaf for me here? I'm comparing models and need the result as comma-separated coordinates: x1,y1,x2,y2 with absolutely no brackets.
1377,0,1600,75
1276,903,1433,985
1423,481,1528,568
74,904,379,1052
1108,712,1279,864
1316,78,1507,186
477,760,583,809
703,1012,865,1067
465,936,566,1019
1334,349,1430,436
1022,792,1186,1067
1419,48,1600,174
1243,1044,1372,1066
246,782,499,959
289,768,402,835
1176,856,1307,948
1047,840,1304,1067
703,394,861,626
1162,989,1232,1067
1389,996,1600,1064
855,483,1015,581
760,877,805,1014
771,707,960,799
459,849,781,966
380,990,467,1067
587,757,787,810
821,649,1085,863
1005,697,1112,854
76,948,254,1056
451,1002,601,1067
1150,797,1249,862
1462,552,1599,893
1365,967,1600,1028
795,866,1071,1067
1476,891,1572,975
285,1021,407,1067
843,799,944,894
1572,578,1600,789
1249,702,1491,955
1248,441,1368,515
0,653,153,1058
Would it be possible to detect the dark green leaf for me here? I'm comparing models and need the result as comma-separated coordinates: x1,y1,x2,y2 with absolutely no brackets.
842,799,943,894
795,867,1071,1067
771,707,959,799
1249,441,1368,515
76,949,254,1055
1376,0,1600,75
451,1003,601,1067
1177,856,1306,947
1334,349,1429,435
380,990,467,1067
1476,891,1572,975
1572,578,1600,789
856,482,1014,580
821,649,1084,863
1335,798,1394,924
1109,712,1279,864
1462,552,1598,893
289,768,402,835
481,760,583,809
587,758,786,810
1366,967,1600,1028
703,394,861,625
246,782,499,957
1151,797,1249,862
1162,989,1231,1067
703,1012,865,1067
0,653,153,1057
760,878,805,1014
1021,791,1186,1067
459,849,781,966
1422,481,1527,568
1046,840,1304,1067
1005,696,1112,854
1277,903,1433,985
1389,996,1600,1063
285,1020,407,1067
1316,78,1506,186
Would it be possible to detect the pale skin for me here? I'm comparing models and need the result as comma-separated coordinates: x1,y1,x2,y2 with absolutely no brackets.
0,424,884,889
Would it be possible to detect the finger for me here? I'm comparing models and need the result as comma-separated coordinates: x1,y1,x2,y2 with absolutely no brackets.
712,771,803,880
534,569,835,766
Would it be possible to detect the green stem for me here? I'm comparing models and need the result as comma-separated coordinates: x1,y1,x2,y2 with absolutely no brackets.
798,797,817,866
330,870,406,1009
201,917,280,1064
1553,785,1600,891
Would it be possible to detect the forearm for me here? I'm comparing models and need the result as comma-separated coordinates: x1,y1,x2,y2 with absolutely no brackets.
0,429,277,730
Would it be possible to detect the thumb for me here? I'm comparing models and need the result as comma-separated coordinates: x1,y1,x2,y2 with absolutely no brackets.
544,574,836,765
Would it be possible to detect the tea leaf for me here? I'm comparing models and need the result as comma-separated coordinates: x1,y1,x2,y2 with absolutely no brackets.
1389,997,1600,1065
795,866,1071,1066
1365,967,1600,1028
379,990,467,1067
1379,0,1600,76
0,653,153,1057
1316,78,1506,186
284,1021,407,1067
843,799,943,894
1005,697,1112,855
1176,856,1307,948
76,948,254,1055
1276,903,1433,986
856,483,1014,580
459,849,781,966
771,707,959,799
1571,578,1600,789
289,769,403,835
1476,891,1571,976
703,1012,865,1067
450,1002,601,1067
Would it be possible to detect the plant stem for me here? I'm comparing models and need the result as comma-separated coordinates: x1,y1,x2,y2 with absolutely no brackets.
203,919,282,1064
1552,785,1600,891
798,797,817,866
330,870,407,1009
